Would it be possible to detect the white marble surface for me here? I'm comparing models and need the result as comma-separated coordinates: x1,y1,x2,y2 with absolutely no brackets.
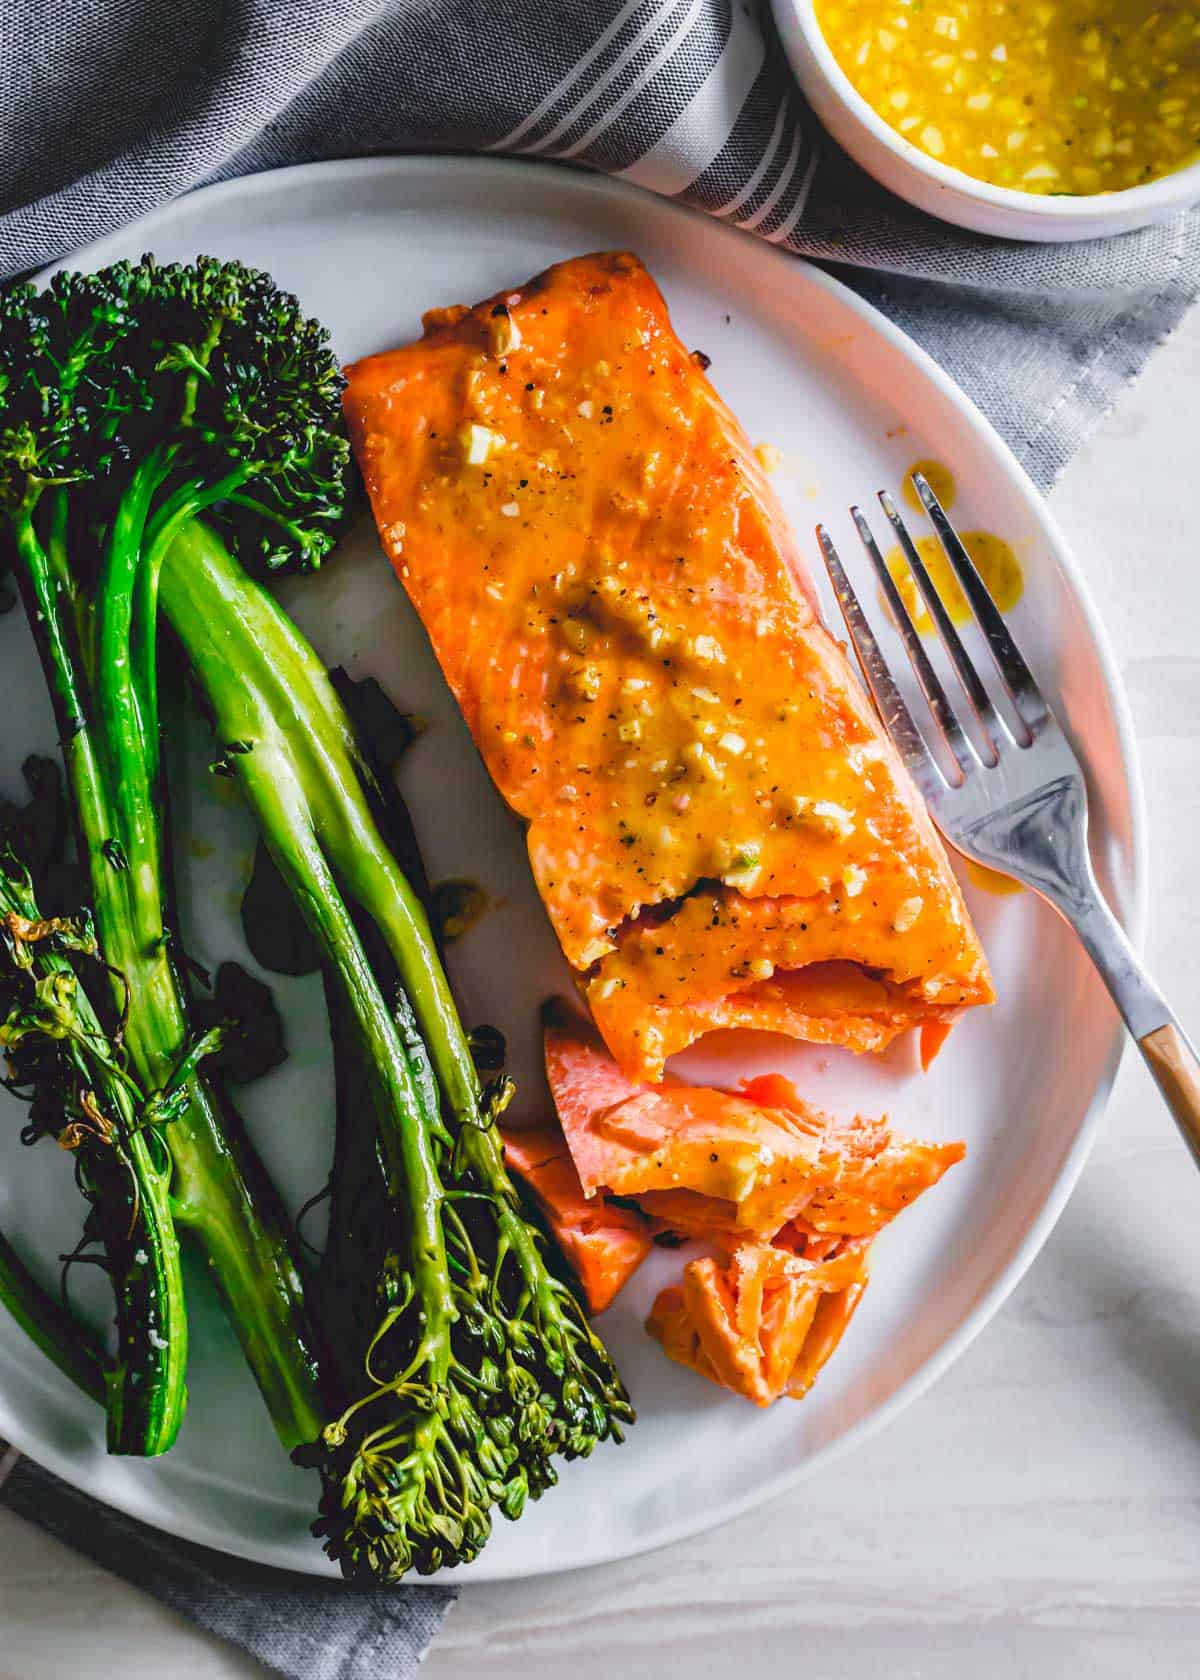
3,299,1200,1680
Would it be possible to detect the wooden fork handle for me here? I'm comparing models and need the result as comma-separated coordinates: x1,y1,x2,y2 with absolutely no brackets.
1056,883,1200,1168
1140,1024,1200,1166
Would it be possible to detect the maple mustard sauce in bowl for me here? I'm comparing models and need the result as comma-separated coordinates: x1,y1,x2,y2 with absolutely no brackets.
776,0,1200,236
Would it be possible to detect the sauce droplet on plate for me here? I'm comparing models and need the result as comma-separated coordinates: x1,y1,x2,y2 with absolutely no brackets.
965,858,1024,897
902,460,956,513
884,530,1024,632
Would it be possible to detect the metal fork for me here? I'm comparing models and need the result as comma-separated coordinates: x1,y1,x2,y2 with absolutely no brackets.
817,472,1200,1165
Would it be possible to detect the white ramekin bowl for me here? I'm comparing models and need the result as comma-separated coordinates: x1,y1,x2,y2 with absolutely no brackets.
773,0,1200,241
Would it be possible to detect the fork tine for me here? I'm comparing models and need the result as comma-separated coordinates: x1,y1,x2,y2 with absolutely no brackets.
878,491,1014,756
816,524,949,802
911,471,1049,733
848,506,980,779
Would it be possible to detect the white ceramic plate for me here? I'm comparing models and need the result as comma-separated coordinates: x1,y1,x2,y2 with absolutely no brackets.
0,157,1144,1581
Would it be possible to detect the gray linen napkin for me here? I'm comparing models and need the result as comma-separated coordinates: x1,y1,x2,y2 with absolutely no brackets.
4,0,1199,488
0,1447,455,1678
1,1,1197,1676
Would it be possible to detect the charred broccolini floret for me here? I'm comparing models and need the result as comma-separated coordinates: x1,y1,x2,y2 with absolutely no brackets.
0,257,348,1447
0,854,187,1453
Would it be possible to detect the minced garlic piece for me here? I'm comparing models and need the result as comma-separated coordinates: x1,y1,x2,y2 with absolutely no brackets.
462,423,505,465
570,665,602,701
893,895,925,933
688,634,725,665
783,795,855,839
682,740,724,780
489,308,522,357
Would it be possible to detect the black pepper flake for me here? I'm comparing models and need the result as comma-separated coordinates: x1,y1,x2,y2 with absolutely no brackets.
525,381,536,391
691,349,712,371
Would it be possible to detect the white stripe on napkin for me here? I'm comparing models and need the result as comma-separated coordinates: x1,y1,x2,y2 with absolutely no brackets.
740,121,803,231
765,144,822,243
711,96,788,217
556,0,706,161
617,3,763,194
487,0,651,152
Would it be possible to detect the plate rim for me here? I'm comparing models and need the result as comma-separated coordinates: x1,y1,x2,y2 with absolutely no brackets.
5,151,1147,1582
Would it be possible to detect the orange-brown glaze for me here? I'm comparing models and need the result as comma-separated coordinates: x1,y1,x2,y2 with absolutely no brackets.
344,252,993,1081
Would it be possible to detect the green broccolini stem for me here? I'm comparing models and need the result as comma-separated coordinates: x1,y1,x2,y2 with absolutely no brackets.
12,500,325,1452
231,750,457,1387
157,523,457,1391
157,525,571,1337
131,466,252,769
0,1229,108,1408
0,864,189,1455
159,519,480,1127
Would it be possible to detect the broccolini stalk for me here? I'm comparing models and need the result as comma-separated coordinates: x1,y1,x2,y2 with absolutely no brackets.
0,856,187,1453
160,517,632,1580
0,1228,108,1408
0,259,346,1448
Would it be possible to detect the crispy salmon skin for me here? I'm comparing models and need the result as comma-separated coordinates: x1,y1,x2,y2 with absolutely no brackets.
344,252,993,1081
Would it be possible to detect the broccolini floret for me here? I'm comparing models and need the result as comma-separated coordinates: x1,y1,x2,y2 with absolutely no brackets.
0,256,347,1447
0,853,187,1452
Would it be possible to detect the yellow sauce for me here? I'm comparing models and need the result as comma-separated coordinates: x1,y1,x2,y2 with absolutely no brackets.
902,458,957,512
965,857,1025,894
814,0,1200,193
884,529,1024,630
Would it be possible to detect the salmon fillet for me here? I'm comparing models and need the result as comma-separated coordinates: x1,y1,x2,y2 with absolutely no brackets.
344,252,993,1082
